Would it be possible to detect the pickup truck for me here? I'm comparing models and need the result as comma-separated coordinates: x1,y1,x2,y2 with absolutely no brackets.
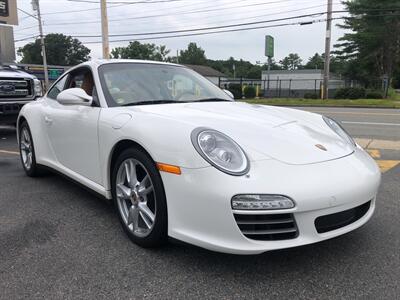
0,65,42,125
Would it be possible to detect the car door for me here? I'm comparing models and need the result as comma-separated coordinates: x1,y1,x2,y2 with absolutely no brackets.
43,67,102,185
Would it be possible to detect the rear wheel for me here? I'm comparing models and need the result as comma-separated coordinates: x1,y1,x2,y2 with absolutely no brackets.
112,147,168,247
19,121,41,177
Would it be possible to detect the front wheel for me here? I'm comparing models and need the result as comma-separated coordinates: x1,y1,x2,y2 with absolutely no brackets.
112,148,168,248
19,121,41,177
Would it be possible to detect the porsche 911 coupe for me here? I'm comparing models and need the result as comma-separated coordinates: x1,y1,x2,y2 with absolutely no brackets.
17,60,381,254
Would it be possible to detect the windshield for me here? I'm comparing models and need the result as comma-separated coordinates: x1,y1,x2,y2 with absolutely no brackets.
98,63,232,107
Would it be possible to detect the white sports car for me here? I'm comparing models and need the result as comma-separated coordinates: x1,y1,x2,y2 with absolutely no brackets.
17,60,381,254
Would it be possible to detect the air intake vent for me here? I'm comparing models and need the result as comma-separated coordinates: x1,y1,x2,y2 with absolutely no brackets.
234,213,298,241
315,201,371,234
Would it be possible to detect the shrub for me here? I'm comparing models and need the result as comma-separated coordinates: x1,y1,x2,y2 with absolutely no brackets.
365,90,383,99
334,88,348,99
348,87,366,99
334,87,366,99
304,92,318,99
243,86,256,98
227,84,242,99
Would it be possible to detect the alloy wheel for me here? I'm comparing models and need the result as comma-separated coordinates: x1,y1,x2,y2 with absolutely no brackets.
115,158,156,237
20,127,33,170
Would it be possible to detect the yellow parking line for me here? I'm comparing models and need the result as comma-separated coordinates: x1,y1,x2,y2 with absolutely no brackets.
376,160,400,173
367,149,381,159
0,150,19,155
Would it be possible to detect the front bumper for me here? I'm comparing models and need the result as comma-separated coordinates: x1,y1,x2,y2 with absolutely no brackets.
161,146,381,254
0,101,32,125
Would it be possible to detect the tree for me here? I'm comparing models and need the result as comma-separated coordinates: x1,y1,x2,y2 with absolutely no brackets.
304,53,324,70
111,41,170,61
18,33,90,66
179,42,207,65
279,53,303,70
335,0,400,91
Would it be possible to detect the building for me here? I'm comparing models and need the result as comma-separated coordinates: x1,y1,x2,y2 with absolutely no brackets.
261,69,344,98
184,64,227,85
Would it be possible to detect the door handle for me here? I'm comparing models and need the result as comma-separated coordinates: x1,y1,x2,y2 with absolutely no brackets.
44,116,53,125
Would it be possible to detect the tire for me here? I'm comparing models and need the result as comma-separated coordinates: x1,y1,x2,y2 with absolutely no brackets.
111,147,168,248
19,121,41,177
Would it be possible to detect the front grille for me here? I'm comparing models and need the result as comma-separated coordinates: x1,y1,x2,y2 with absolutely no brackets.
234,213,298,241
315,201,371,234
0,78,33,99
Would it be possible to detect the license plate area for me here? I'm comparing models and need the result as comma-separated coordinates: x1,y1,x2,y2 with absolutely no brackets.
0,104,21,114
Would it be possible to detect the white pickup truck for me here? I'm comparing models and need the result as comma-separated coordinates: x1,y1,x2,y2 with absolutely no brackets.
0,65,42,125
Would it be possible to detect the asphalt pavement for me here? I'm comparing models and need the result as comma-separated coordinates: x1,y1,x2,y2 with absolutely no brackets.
0,107,400,299
297,107,400,141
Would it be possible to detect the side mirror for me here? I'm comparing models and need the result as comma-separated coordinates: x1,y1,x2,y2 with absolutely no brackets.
223,89,234,99
57,88,93,106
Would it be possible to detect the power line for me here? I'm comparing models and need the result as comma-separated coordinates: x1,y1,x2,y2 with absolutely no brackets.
41,0,300,26
13,0,295,33
14,35,39,42
48,2,335,36
73,12,329,38
67,0,185,3
15,4,398,44
79,12,400,44
65,8,398,38
43,0,213,15
17,8,38,20
15,24,39,32
15,12,398,44
42,3,128,15
84,18,333,44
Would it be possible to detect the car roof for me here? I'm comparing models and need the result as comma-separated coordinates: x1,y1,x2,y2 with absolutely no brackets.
81,59,182,68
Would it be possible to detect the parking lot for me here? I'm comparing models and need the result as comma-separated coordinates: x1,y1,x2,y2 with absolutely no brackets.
1,107,400,299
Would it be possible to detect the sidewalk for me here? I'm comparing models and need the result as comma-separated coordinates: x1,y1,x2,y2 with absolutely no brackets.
355,138,400,151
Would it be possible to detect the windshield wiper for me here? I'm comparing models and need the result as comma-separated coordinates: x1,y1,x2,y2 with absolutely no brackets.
190,98,233,103
121,100,184,106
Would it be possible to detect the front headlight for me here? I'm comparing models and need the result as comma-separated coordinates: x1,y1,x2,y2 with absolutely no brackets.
33,79,43,97
191,128,249,176
323,116,356,147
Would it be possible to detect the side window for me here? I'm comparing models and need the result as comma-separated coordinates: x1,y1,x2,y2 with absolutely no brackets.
67,69,95,96
47,75,68,100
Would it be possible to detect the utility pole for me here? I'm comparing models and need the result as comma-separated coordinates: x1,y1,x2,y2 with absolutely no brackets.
323,0,333,99
100,0,110,59
32,0,49,90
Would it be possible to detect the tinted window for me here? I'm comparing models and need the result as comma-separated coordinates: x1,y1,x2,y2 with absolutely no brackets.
67,70,94,96
47,75,68,100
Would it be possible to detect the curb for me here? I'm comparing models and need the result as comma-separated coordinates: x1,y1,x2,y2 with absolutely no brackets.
247,104,400,109
355,138,400,151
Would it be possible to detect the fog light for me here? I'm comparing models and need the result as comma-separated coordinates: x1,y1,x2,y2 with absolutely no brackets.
231,195,295,210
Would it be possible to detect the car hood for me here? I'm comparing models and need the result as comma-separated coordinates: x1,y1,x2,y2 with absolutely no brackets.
126,102,354,165
0,69,36,79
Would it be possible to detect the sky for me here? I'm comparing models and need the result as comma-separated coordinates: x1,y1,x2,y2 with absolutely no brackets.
14,0,348,64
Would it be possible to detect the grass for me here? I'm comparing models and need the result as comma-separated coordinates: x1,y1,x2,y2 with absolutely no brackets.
242,98,400,108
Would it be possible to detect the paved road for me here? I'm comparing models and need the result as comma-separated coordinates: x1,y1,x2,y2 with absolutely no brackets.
297,107,400,141
1,107,400,299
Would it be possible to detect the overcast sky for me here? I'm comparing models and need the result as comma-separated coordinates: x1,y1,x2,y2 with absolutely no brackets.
14,0,348,64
